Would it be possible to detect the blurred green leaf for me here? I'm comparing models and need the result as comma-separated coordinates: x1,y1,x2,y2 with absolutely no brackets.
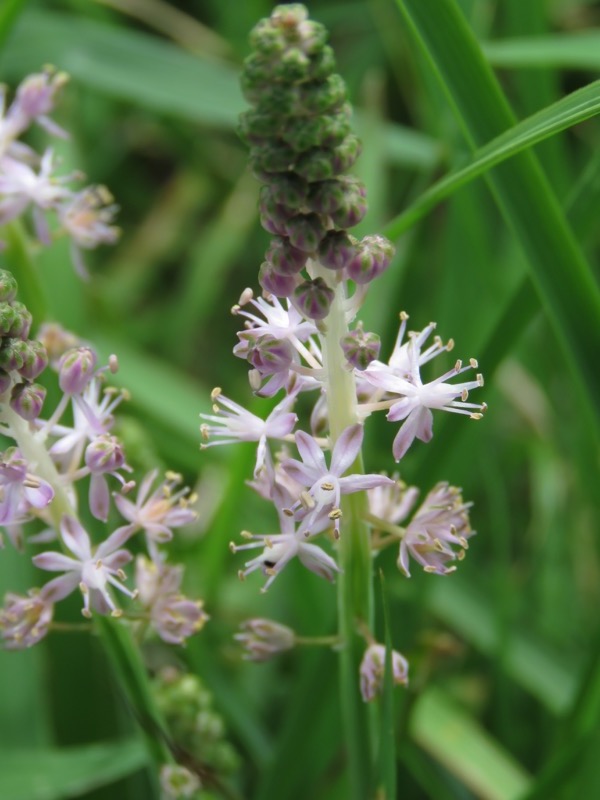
376,572,397,799
483,33,600,70
394,0,600,416
427,581,578,714
0,0,27,48
0,738,148,800
385,79,600,240
1,9,244,127
411,688,531,800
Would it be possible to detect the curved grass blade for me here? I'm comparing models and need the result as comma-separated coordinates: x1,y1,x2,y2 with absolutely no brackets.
394,0,600,415
384,80,600,241
0,0,27,49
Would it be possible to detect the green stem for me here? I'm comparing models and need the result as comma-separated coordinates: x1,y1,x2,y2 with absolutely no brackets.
317,269,375,799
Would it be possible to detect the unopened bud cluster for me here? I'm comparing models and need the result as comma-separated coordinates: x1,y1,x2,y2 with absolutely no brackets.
0,270,48,420
239,3,394,317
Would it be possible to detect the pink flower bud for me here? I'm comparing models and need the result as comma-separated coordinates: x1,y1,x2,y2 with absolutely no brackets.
58,347,97,394
293,277,334,320
9,382,46,420
85,435,125,474
359,643,409,702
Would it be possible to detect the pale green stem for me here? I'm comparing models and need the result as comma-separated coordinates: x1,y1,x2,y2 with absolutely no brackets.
315,266,375,799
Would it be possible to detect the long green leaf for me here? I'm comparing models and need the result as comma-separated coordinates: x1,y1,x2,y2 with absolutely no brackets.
376,572,397,799
411,688,531,800
0,739,148,800
394,0,600,415
384,79,600,240
483,33,600,70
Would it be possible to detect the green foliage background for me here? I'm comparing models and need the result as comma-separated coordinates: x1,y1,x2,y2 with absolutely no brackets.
0,0,599,797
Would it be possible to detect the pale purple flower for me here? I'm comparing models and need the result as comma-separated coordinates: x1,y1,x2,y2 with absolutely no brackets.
359,643,409,702
399,482,474,576
232,288,317,345
235,618,295,661
84,434,131,522
282,425,395,536
200,388,297,476
115,469,197,561
0,69,68,152
45,376,126,467
33,515,136,618
363,317,486,461
135,556,208,644
230,499,338,592
0,150,73,243
368,474,419,527
0,589,53,649
58,185,120,277
0,448,54,526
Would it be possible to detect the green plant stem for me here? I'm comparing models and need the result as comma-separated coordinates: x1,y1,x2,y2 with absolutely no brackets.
316,268,375,799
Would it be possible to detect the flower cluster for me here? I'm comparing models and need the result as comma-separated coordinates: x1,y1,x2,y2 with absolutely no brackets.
200,4,487,702
0,68,119,275
0,272,205,649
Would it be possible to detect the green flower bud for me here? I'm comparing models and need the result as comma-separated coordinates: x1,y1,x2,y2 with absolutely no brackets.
0,338,28,371
0,303,20,337
267,173,308,207
251,140,295,175
18,339,48,380
266,235,307,275
6,301,32,339
318,230,357,270
300,74,347,115
0,270,18,303
294,147,335,181
330,177,367,228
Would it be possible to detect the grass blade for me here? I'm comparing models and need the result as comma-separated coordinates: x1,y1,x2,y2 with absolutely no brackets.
483,33,600,70
394,0,600,416
384,80,600,240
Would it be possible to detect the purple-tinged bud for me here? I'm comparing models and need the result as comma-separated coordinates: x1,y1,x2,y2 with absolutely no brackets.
259,186,294,236
0,271,18,303
10,382,46,421
293,277,334,320
85,435,125,475
259,262,298,298
0,303,19,336
308,179,347,215
266,236,307,275
341,324,381,370
346,235,395,284
58,347,97,394
7,302,32,340
268,173,308,208
359,643,409,702
235,618,295,661
249,337,295,376
294,148,335,181
0,369,12,394
0,339,28,371
331,134,362,174
285,212,327,252
330,178,367,229
18,340,48,381
318,231,357,270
